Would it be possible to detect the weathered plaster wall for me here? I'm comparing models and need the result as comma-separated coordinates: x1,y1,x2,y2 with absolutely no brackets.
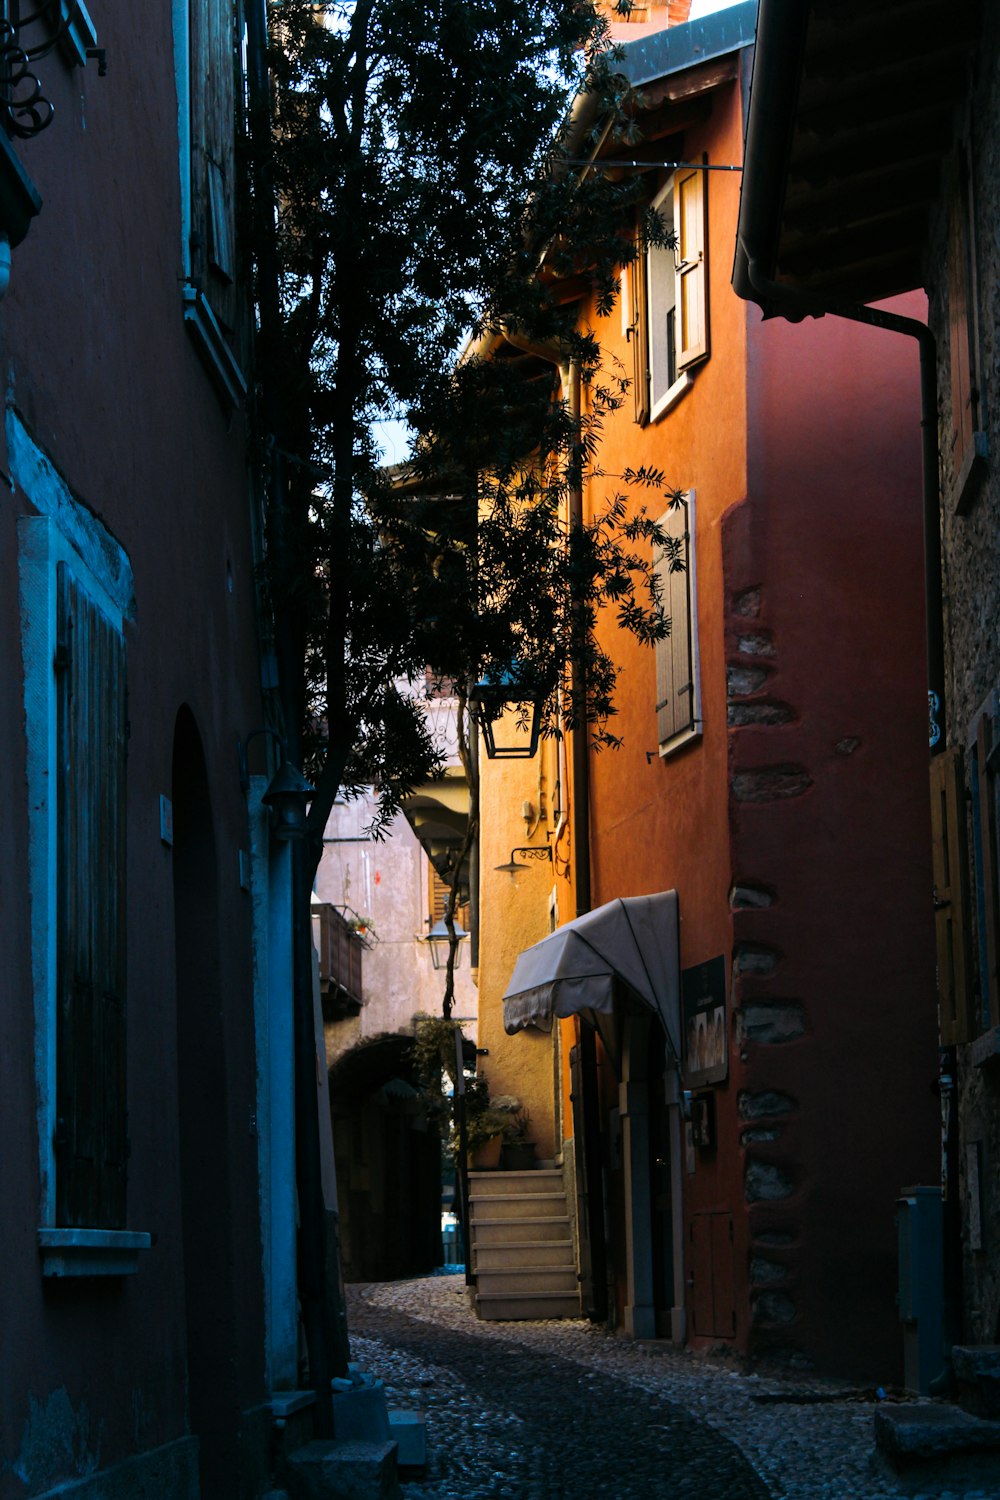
315,792,478,1052
477,741,562,1161
1,6,268,1494
738,294,939,1379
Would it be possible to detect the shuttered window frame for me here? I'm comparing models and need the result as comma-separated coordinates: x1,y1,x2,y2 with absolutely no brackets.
640,168,708,426
930,746,974,1045
966,690,1000,1036
173,0,247,411
947,142,988,514
16,502,149,1277
654,491,701,756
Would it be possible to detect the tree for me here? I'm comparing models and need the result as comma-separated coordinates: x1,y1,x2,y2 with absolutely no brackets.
243,0,683,1410
256,0,680,851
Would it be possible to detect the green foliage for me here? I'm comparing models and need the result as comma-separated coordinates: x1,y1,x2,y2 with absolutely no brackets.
259,0,686,832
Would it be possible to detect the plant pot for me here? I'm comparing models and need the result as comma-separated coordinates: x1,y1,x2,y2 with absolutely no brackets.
501,1141,537,1171
469,1135,503,1170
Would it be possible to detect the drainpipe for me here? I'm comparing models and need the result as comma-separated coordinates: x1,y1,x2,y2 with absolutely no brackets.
740,253,946,754
565,357,593,917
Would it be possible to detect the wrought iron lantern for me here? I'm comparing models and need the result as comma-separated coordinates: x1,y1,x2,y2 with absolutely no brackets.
261,759,314,842
424,917,469,970
494,846,554,876
469,670,544,760
239,727,314,841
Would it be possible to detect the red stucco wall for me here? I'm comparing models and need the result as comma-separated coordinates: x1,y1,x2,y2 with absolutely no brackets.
576,47,938,1376
0,7,268,1493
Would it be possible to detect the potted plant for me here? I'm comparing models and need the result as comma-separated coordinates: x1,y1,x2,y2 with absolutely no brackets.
500,1107,536,1170
458,1076,511,1170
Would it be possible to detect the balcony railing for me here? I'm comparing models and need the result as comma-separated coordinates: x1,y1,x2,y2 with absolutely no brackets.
311,902,364,1018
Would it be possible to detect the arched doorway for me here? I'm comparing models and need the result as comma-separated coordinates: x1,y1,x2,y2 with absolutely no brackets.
327,1034,443,1282
172,707,239,1497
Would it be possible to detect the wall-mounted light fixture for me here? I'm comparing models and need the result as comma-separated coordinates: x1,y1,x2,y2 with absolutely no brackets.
494,846,554,876
239,727,314,842
424,917,470,970
469,671,543,760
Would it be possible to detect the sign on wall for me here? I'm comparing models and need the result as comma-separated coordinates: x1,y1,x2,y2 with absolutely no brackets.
682,955,727,1087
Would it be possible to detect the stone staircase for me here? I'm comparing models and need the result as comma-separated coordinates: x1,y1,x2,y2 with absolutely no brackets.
468,1167,581,1321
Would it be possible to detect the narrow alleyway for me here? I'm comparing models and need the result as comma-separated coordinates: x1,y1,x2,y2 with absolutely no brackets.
346,1277,999,1500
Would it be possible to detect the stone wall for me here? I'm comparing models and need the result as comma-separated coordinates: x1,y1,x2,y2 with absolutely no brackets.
926,3,1000,1346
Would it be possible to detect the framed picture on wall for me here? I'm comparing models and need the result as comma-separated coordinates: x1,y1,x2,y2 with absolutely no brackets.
682,955,727,1087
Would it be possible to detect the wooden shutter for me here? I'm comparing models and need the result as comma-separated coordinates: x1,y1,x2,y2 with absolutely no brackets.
674,167,708,371
948,189,974,466
631,228,650,426
654,497,696,748
189,0,239,330
930,748,973,1045
974,711,1000,1028
56,564,128,1228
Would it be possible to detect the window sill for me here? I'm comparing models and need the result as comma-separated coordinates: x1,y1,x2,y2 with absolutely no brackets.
650,372,693,425
953,431,988,516
182,285,247,413
0,134,42,250
658,724,702,760
56,0,98,67
38,1226,152,1278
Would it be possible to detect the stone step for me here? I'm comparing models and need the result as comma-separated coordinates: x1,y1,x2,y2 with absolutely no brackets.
471,1215,572,1246
468,1192,566,1219
468,1169,564,1197
476,1265,579,1295
952,1345,1000,1418
474,1240,574,1270
476,1289,582,1321
874,1402,1000,1464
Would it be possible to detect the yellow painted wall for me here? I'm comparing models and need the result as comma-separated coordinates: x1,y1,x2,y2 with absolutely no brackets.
476,730,564,1159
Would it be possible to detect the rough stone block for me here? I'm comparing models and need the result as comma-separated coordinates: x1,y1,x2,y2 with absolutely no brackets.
732,943,781,977
752,1290,796,1324
387,1409,427,1469
285,1439,401,1500
738,1089,796,1119
737,1002,806,1045
731,587,761,617
741,1126,781,1145
736,631,775,657
745,1160,795,1203
730,764,813,802
953,1345,1000,1417
331,1386,391,1444
728,700,795,727
874,1403,1000,1463
749,1257,787,1286
727,664,769,697
729,883,775,910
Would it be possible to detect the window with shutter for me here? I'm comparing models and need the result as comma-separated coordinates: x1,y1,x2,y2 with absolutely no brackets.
653,491,700,754
176,0,247,409
429,863,469,932
674,166,708,370
967,692,1000,1034
56,563,128,1228
14,411,147,1271
640,168,708,425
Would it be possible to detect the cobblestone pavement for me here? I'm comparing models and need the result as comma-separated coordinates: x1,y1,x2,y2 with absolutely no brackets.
346,1275,1000,1500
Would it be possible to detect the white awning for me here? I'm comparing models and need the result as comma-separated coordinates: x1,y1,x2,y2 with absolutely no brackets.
502,891,681,1061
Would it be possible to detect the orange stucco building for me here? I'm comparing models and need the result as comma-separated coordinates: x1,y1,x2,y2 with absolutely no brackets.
474,3,939,1381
